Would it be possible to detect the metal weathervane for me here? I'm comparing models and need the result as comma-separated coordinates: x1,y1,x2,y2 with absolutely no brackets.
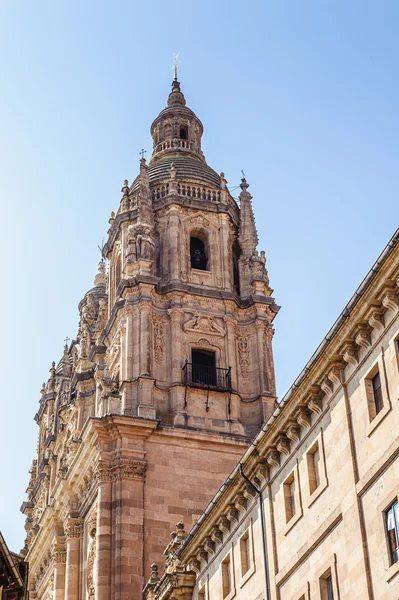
172,53,181,81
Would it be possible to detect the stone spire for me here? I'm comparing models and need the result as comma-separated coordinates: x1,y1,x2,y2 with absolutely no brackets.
137,158,154,227
94,259,107,287
239,177,258,257
167,79,186,107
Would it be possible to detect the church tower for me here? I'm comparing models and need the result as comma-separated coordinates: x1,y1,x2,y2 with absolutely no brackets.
21,78,279,600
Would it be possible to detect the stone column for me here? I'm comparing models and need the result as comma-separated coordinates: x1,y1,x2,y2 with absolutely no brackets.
256,321,267,394
139,302,151,376
95,467,112,600
113,459,147,600
224,317,238,391
168,307,184,383
264,323,276,395
52,540,66,600
168,207,180,282
64,518,82,600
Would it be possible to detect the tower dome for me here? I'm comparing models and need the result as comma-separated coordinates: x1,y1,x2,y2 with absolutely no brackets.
150,80,205,165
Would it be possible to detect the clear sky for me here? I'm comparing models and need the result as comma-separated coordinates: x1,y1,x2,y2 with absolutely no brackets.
0,0,398,551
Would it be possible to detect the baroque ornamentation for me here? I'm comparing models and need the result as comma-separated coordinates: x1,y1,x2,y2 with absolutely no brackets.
152,314,165,364
64,518,83,540
183,313,225,336
237,334,250,378
95,458,147,482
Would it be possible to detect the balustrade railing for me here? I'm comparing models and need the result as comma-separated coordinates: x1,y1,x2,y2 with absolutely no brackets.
182,361,232,391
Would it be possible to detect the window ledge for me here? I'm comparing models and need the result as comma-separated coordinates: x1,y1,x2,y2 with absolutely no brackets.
367,401,392,437
239,564,255,588
283,509,303,536
307,478,328,509
386,559,399,583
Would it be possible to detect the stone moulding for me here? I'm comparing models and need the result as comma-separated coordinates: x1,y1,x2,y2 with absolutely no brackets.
95,458,147,482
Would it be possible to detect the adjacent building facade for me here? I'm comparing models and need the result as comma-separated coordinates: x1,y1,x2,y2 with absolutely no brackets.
21,78,279,600
145,229,399,600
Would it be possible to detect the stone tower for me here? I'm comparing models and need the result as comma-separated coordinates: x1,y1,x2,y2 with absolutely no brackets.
21,78,279,600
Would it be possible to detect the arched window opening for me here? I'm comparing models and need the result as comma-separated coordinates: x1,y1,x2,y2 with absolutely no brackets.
232,241,241,294
180,125,188,140
190,236,208,271
192,349,216,386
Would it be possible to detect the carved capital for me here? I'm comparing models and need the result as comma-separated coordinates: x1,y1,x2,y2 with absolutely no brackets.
265,447,280,469
64,518,83,540
295,407,311,429
275,434,290,456
285,422,300,443
168,307,183,322
51,541,66,564
95,458,146,483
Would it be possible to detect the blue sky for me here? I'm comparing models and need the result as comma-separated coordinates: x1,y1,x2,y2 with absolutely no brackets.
0,0,398,550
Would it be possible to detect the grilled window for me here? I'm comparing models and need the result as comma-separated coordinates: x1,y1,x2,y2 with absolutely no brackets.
192,350,216,386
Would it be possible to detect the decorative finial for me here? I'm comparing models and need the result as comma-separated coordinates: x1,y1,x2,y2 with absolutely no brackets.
139,149,147,160
97,239,105,259
64,336,70,353
172,52,180,81
94,258,107,287
241,169,246,180
121,180,129,198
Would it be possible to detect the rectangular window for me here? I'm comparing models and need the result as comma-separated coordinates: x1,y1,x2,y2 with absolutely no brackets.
284,474,296,522
198,586,205,600
221,555,231,599
372,372,383,415
365,366,386,422
320,569,334,600
385,501,399,565
307,443,321,495
239,531,250,576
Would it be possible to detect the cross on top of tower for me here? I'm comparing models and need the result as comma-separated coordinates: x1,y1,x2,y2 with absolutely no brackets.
140,149,147,160
172,53,180,81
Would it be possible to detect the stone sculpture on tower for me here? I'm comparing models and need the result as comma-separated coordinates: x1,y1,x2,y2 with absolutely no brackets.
21,76,279,600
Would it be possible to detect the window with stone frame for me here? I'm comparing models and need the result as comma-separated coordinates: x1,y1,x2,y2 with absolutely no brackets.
190,232,209,271
307,441,321,495
365,365,385,421
221,553,232,599
319,568,335,600
239,530,251,577
385,500,399,565
283,473,296,523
